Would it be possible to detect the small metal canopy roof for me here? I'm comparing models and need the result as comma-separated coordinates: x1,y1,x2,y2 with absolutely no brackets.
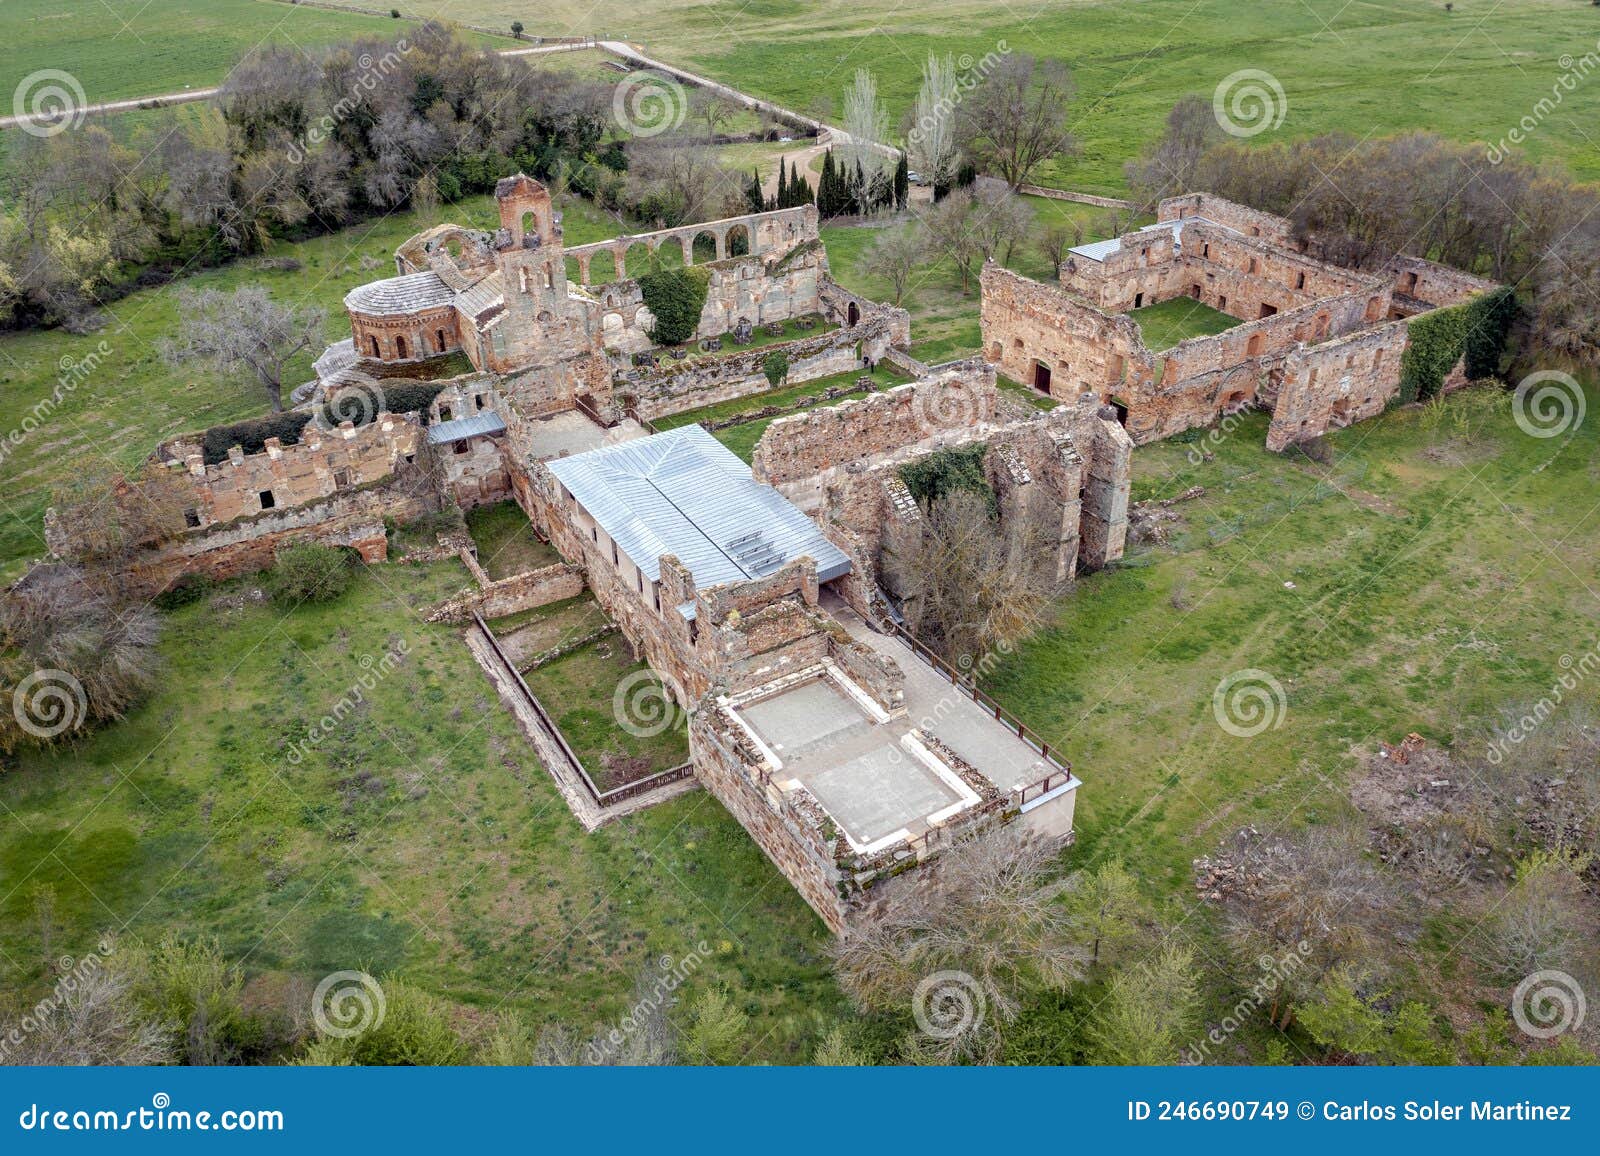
546,424,852,593
425,412,507,445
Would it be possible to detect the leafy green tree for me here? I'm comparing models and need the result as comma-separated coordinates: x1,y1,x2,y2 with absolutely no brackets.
1064,859,1148,966
298,979,467,1066
1087,944,1202,1064
684,987,748,1065
813,1024,869,1065
1296,966,1452,1065
265,543,355,605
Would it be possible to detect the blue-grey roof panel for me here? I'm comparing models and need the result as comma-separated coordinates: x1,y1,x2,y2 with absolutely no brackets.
546,425,851,590
426,412,506,444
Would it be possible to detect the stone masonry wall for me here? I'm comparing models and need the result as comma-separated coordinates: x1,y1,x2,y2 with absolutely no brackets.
425,561,586,624
750,365,1000,489
980,264,1152,400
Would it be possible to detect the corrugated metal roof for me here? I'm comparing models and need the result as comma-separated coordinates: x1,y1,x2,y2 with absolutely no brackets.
1067,215,1224,264
426,411,506,445
344,270,455,315
546,425,852,590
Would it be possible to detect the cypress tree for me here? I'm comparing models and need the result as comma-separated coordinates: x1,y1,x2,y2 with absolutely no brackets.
894,154,909,209
746,167,765,212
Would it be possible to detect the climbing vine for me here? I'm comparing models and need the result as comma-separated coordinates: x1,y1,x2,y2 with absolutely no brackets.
638,267,710,346
1399,286,1517,403
899,444,994,512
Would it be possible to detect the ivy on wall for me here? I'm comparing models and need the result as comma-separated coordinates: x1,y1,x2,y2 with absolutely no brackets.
638,267,711,346
318,381,447,429
899,444,994,511
1399,286,1516,403
201,412,313,465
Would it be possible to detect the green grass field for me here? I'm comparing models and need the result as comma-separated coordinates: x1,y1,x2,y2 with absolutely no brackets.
1130,297,1243,351
0,0,460,108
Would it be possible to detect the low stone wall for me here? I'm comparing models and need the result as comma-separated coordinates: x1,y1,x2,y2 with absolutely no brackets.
122,482,434,596
425,561,586,623
618,316,890,421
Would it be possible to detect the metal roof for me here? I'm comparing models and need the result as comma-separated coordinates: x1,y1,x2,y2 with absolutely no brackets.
426,411,506,445
1067,215,1224,264
546,424,852,592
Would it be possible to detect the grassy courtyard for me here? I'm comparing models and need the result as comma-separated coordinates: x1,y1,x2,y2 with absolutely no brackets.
1129,297,1242,352
466,502,562,580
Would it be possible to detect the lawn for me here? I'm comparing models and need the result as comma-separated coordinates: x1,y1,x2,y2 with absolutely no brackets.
0,0,477,108
299,0,1600,190
653,364,910,462
1129,297,1242,352
520,633,691,792
466,502,562,580
0,561,837,1057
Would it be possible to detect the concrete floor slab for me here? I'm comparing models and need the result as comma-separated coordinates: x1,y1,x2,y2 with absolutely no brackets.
801,740,959,847
522,411,647,462
738,678,871,760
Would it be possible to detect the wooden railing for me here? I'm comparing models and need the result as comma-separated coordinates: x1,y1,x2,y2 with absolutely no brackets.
472,612,694,809
887,621,1071,777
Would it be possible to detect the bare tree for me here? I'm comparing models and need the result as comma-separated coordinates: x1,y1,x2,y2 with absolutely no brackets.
884,486,1060,665
907,52,961,191
0,969,173,1066
1218,825,1392,1028
841,67,892,208
1124,94,1226,210
861,222,927,305
831,827,1083,1062
162,285,325,412
1476,852,1587,980
921,186,1033,294
957,54,1077,190
693,91,740,141
1036,217,1085,272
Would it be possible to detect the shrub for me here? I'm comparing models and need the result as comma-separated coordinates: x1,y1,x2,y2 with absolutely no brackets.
762,349,789,389
200,412,313,465
265,543,355,605
153,574,215,611
320,380,445,427
638,267,710,346
899,444,993,509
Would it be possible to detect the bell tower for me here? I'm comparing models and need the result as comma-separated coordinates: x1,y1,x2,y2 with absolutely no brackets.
493,174,569,367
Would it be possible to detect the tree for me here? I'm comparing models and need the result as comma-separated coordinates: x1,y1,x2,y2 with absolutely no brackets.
830,827,1084,1062
510,21,523,38
693,91,739,142
907,52,961,193
1476,852,1587,980
813,1024,869,1065
1297,966,1452,1065
861,222,927,306
684,987,749,1065
1,564,161,752
957,54,1077,190
1124,94,1226,210
841,68,892,210
162,285,325,412
1218,825,1391,1028
1037,217,1085,272
921,185,1031,295
745,168,766,213
1064,859,1148,966
298,979,466,1065
1087,944,1203,1064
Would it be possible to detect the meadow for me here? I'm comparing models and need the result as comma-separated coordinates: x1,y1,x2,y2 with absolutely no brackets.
307,0,1600,190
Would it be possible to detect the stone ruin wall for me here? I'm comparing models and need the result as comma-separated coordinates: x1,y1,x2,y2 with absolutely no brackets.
618,313,893,422
1389,253,1500,308
980,264,1152,401
1158,193,1298,245
749,364,1001,494
153,413,423,528
1263,321,1415,451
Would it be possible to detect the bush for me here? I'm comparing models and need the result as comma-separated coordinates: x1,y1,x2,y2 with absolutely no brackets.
762,349,789,389
265,543,355,605
320,380,445,427
638,267,710,346
201,412,313,465
899,444,993,509
153,574,215,611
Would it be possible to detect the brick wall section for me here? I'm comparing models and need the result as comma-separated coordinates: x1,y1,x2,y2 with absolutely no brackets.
425,562,586,624
618,317,889,421
154,413,423,528
750,365,1000,488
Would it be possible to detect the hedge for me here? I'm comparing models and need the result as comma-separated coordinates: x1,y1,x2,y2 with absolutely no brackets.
638,266,710,346
201,412,313,465
1399,286,1516,403
319,381,446,428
